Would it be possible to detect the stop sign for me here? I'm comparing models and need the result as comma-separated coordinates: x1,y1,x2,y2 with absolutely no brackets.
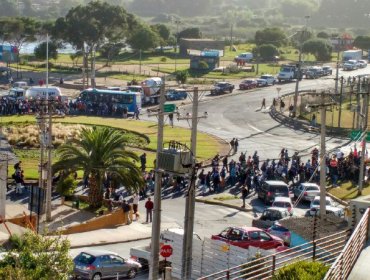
160,244,173,258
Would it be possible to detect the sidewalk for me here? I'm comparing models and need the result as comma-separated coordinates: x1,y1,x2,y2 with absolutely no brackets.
348,241,370,280
63,221,180,248
195,193,253,212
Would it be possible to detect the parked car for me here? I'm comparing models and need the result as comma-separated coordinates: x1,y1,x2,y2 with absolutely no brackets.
294,183,320,202
257,180,291,205
256,74,276,86
272,197,294,216
165,89,188,100
322,66,333,75
239,79,257,90
343,60,358,71
210,82,235,95
266,223,291,246
311,206,344,217
252,207,290,229
357,60,368,68
309,196,342,216
211,226,284,250
305,66,324,79
73,249,141,279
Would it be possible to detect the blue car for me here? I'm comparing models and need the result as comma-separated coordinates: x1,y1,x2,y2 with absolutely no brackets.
165,89,188,100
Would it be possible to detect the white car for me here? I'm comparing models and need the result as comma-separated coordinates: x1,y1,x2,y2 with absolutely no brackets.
257,74,276,86
234,52,253,62
309,196,340,216
343,60,358,71
272,197,294,216
313,206,344,217
357,60,368,68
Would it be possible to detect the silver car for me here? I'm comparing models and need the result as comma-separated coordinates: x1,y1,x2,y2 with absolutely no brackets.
73,249,141,279
294,183,320,202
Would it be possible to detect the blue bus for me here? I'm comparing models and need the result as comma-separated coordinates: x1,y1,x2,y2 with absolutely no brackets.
78,88,141,115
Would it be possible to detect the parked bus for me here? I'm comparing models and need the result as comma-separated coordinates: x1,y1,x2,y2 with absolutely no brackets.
78,88,141,115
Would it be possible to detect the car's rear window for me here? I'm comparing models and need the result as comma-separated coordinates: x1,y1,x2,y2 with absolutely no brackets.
270,224,289,232
273,202,291,208
307,187,319,191
75,253,96,265
271,186,288,194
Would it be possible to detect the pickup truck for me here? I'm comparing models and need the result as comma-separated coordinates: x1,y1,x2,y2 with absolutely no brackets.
130,228,201,271
343,60,358,71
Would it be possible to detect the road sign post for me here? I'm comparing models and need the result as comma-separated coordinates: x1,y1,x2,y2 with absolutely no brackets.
160,244,173,258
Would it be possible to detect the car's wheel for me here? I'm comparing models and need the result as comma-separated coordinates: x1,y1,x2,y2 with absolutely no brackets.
229,89,233,93
127,268,138,279
92,273,102,280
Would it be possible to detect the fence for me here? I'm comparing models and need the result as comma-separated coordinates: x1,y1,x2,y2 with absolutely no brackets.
324,207,370,280
198,229,350,280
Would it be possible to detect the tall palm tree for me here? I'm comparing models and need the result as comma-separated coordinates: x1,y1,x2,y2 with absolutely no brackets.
53,126,144,207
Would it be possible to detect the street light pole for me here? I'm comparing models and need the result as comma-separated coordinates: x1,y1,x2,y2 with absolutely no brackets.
358,81,369,195
319,92,327,220
149,81,165,280
175,20,181,72
45,33,53,222
181,88,200,280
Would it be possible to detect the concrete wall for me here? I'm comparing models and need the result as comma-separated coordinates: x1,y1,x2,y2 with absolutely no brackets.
61,208,133,235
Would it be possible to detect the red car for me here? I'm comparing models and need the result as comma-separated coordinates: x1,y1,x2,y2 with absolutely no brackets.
211,226,284,250
239,79,257,90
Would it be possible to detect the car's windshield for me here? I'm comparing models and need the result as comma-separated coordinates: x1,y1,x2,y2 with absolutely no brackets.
271,186,288,194
263,210,282,220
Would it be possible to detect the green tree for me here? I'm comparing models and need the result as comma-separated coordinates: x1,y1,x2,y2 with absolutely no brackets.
254,44,279,61
53,127,143,207
255,28,287,48
272,260,329,280
353,36,370,52
0,231,73,280
178,27,202,39
302,38,333,61
53,1,138,87
34,41,59,60
151,24,171,51
128,23,160,51
317,31,329,39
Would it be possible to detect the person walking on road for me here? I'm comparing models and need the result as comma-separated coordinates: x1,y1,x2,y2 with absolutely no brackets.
145,197,154,223
234,138,239,153
241,185,249,208
230,138,235,154
132,193,139,221
280,99,285,112
261,98,266,110
168,113,174,127
122,200,131,225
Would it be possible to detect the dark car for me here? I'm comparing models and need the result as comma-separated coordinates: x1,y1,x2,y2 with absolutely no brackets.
257,180,291,205
252,207,290,230
305,66,324,79
73,249,141,279
211,226,284,250
165,89,188,101
239,79,257,90
210,82,235,95
322,66,333,76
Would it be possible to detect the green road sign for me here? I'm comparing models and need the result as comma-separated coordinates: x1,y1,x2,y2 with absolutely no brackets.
164,103,176,113
350,130,370,142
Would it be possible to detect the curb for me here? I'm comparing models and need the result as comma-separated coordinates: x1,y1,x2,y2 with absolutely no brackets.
195,197,253,212
69,235,152,249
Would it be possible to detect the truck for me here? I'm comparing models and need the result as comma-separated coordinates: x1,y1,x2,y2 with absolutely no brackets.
342,50,362,62
130,228,201,272
140,77,163,105
277,65,301,82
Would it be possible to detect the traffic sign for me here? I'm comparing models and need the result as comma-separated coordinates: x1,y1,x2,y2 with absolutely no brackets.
164,103,176,113
160,244,173,258
350,130,370,142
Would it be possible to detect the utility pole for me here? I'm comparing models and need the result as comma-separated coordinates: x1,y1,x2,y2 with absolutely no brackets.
319,92,327,220
149,81,165,280
139,49,142,75
358,81,369,195
356,79,361,129
229,22,234,51
334,51,340,95
182,88,199,280
174,20,181,72
0,160,6,218
338,76,344,128
293,49,302,117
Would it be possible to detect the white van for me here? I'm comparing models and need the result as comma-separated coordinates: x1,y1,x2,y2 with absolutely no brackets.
25,86,62,100
13,81,28,88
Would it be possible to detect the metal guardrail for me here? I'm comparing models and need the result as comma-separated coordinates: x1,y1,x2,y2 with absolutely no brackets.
198,230,350,280
324,207,370,280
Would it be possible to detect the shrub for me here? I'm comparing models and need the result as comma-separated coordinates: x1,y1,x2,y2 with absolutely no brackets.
160,57,167,62
56,174,77,197
175,70,189,84
272,260,329,280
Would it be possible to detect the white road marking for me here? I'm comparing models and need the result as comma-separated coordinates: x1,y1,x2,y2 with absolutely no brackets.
248,123,274,136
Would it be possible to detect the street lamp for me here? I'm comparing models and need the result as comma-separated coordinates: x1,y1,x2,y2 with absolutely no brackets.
174,20,181,72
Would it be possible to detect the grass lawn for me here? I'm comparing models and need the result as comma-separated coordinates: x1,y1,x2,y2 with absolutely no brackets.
1,115,223,179
328,181,370,200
